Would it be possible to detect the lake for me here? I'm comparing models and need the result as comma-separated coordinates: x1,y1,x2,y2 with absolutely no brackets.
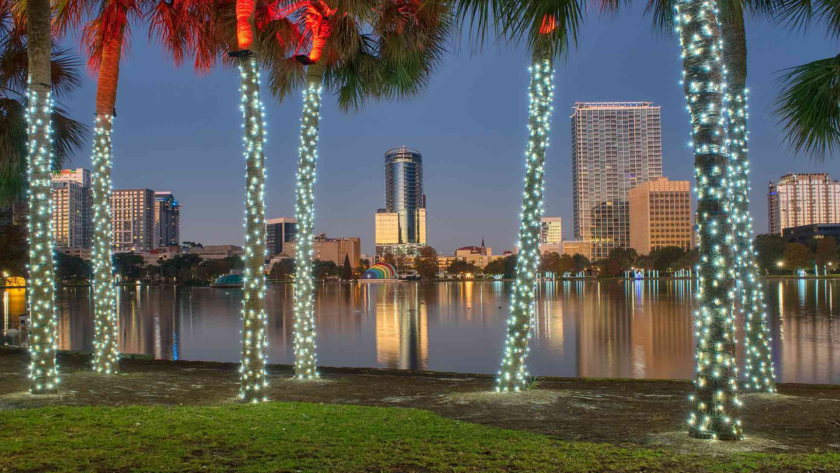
2,280,838,384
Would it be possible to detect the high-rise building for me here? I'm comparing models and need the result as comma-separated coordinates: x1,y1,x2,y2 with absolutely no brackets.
266,217,298,256
540,217,562,244
376,146,427,257
154,192,181,247
628,177,693,254
767,173,840,234
287,233,361,267
112,189,156,252
51,168,93,248
571,102,663,260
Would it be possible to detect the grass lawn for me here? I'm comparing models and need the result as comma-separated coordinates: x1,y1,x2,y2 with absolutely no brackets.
0,402,838,472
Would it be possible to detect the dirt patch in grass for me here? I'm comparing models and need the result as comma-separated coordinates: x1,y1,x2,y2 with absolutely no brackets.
2,347,839,454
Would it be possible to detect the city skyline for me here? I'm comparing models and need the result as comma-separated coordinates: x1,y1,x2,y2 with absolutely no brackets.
54,7,838,254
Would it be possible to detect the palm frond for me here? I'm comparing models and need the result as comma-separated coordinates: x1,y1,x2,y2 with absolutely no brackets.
0,96,26,205
774,0,840,38
53,0,95,37
51,104,90,170
266,55,306,102
774,53,840,161
643,0,675,35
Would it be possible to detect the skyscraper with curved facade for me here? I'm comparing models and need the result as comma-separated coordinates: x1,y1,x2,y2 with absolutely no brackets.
376,146,426,258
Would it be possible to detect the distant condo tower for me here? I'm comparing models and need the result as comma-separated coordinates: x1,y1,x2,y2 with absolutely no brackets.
767,173,840,234
571,102,663,260
376,146,427,258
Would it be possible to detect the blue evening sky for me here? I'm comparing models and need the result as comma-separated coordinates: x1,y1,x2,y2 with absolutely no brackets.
59,5,839,255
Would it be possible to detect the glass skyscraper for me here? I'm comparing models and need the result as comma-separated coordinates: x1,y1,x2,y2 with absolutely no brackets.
384,146,425,245
571,102,663,260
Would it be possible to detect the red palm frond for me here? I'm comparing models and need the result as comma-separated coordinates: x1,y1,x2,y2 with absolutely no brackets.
81,0,141,72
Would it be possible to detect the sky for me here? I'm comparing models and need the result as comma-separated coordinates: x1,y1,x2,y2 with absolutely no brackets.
58,4,840,255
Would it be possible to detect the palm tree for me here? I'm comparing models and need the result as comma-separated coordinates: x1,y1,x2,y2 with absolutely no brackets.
774,0,840,160
262,0,448,380
2,0,65,393
608,0,778,395
2,0,87,394
455,0,583,392
673,0,743,440
53,0,146,375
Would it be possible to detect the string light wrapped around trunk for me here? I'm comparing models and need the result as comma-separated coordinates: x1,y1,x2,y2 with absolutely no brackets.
90,114,120,374
292,62,326,380
496,44,554,393
725,87,776,394
237,54,269,403
25,84,59,393
675,0,742,440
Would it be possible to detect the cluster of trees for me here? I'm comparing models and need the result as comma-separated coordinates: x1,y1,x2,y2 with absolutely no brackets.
754,234,839,274
269,256,371,282
591,247,700,278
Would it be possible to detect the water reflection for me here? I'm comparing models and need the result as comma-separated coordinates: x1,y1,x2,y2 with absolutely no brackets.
1,280,838,384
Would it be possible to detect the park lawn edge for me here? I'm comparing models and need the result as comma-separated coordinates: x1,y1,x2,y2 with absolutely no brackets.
1,402,839,473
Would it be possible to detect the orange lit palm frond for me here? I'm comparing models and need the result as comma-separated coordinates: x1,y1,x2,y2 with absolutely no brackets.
81,0,142,71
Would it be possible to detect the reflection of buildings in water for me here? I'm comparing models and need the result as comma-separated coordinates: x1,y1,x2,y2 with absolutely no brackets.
575,281,693,380
375,284,428,370
774,280,838,384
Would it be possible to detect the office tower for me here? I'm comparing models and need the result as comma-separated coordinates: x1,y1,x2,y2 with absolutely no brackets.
767,173,840,234
287,233,361,267
154,192,181,248
51,168,93,248
384,146,426,238
628,177,692,254
266,217,298,256
111,189,156,252
540,217,562,244
571,102,663,260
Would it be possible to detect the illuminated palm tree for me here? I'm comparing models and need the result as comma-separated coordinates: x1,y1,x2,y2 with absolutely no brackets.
636,0,778,395
1,0,86,393
260,0,448,380
774,0,840,160
52,0,146,375
455,0,583,392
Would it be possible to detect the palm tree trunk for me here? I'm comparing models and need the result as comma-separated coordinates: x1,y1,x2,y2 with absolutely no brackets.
676,0,742,440
496,44,554,393
719,9,776,394
292,61,326,380
237,53,269,402
26,0,59,393
91,35,123,374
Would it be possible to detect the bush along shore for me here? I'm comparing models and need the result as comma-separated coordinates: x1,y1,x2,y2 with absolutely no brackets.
1,349,840,472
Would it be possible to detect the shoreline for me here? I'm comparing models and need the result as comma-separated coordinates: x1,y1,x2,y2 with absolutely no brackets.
2,274,839,290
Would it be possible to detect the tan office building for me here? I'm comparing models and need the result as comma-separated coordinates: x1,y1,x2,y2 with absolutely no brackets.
628,178,692,255
287,233,361,267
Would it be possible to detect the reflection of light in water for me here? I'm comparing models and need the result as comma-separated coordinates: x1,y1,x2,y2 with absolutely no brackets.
799,279,806,307
375,285,428,370
778,282,785,342
3,291,7,335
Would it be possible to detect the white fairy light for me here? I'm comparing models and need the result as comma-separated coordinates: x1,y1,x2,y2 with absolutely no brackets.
676,0,742,440
496,52,554,393
25,83,60,393
292,76,322,381
91,114,120,374
724,83,776,394
237,56,269,402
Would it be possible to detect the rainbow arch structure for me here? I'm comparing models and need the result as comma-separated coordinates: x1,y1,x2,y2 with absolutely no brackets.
362,263,397,279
